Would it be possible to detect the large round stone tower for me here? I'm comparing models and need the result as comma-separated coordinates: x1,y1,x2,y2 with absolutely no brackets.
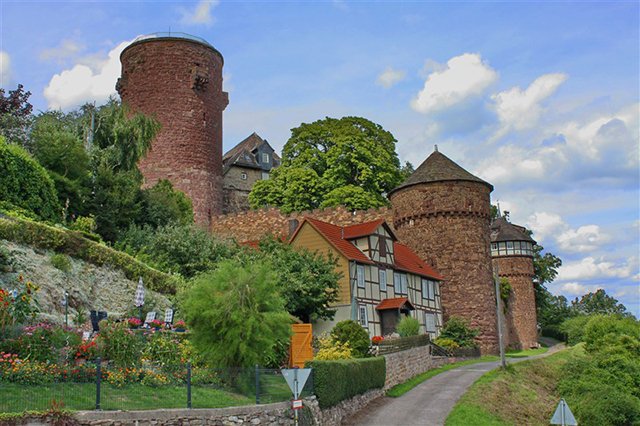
117,33,229,227
490,216,538,349
389,149,498,353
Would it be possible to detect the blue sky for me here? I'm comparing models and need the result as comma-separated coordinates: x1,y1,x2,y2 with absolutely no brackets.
1,1,639,315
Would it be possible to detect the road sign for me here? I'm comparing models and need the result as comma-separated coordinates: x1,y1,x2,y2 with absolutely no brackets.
281,368,312,399
550,399,577,425
292,399,303,410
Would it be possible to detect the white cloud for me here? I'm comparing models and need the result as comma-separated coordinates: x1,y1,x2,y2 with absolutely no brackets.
180,0,219,26
557,256,637,282
557,224,609,253
491,73,567,139
0,51,11,87
556,282,603,296
376,67,406,88
525,211,565,242
411,53,498,114
44,39,132,110
40,39,83,63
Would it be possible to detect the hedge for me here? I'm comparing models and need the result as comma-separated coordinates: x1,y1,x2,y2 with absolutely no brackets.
0,141,61,222
0,216,180,294
306,357,386,408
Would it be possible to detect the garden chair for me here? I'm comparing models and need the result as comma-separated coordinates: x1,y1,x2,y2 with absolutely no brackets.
143,311,156,328
164,308,174,327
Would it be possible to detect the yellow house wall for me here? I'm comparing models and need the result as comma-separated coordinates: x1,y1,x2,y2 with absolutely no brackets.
291,223,352,304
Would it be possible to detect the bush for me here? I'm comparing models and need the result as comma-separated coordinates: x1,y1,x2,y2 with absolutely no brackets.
50,253,72,272
396,316,420,337
439,316,479,347
330,320,370,358
314,335,352,360
96,322,144,368
0,216,180,294
560,315,591,346
70,215,97,234
306,357,385,408
0,139,61,222
0,243,12,272
433,337,459,350
140,179,193,228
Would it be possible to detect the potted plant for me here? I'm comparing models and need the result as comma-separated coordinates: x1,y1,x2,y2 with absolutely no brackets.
127,317,142,329
149,319,164,330
173,320,187,332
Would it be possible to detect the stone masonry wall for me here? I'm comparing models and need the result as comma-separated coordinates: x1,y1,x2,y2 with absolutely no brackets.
493,256,538,349
210,206,393,242
118,38,229,228
390,181,498,354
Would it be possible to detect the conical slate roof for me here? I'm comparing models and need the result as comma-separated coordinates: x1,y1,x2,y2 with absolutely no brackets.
490,217,535,243
390,150,493,195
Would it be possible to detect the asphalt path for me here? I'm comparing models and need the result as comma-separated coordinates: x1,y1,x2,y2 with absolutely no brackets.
344,342,564,426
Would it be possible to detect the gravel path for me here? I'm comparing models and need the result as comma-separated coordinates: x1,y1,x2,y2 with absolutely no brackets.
344,343,565,426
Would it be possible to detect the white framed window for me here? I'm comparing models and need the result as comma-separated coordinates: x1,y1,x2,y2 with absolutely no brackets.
393,272,401,294
401,274,408,294
241,172,247,180
425,312,437,334
262,153,269,163
422,278,428,300
379,269,387,292
261,171,270,180
394,272,407,294
358,305,368,327
357,265,365,288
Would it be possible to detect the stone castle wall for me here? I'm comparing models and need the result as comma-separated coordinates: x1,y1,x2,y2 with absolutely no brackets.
390,181,498,353
118,38,228,227
210,205,393,242
493,256,538,349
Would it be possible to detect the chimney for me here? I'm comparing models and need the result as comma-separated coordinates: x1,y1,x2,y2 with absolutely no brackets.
288,219,300,239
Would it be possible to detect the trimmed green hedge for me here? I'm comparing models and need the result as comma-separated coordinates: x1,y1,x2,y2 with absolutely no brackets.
0,216,180,294
0,141,61,222
306,357,386,408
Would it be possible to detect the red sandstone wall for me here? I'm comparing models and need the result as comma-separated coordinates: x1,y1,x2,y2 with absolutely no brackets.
117,38,228,227
390,181,498,353
210,206,393,242
493,256,538,349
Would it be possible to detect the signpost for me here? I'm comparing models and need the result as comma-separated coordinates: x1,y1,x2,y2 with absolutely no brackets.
550,399,578,425
281,368,311,426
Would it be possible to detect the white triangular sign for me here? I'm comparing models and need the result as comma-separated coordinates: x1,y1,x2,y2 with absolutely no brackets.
550,399,578,425
281,368,312,398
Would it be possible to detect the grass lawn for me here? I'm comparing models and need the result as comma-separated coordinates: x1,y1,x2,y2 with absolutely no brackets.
505,344,549,359
0,382,253,413
386,356,499,398
445,347,575,426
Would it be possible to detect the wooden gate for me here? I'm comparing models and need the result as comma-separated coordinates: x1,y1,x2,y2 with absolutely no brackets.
289,324,313,368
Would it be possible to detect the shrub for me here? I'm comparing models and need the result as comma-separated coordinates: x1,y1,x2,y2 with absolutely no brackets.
396,316,420,337
140,179,193,228
314,335,352,360
560,315,591,346
306,357,386,408
0,244,12,272
182,260,291,368
330,320,370,358
0,140,61,222
50,253,72,272
439,316,479,347
96,322,144,368
582,314,640,353
70,215,97,234
434,337,459,350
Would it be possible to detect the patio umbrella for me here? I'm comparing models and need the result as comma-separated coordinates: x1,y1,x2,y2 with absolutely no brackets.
134,277,145,320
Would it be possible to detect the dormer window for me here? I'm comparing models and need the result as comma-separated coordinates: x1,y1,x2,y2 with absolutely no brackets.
262,153,269,163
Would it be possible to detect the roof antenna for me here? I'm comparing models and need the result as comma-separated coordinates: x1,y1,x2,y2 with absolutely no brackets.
434,144,439,152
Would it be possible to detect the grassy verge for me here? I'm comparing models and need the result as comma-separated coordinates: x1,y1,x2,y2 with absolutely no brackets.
505,345,548,358
445,347,574,426
0,382,254,413
386,356,499,398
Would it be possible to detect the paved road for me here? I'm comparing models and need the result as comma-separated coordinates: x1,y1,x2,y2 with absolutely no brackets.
344,344,564,426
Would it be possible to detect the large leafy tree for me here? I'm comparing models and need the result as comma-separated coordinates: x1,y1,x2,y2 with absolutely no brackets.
0,84,33,149
571,289,630,316
250,116,406,212
244,237,341,323
181,260,291,368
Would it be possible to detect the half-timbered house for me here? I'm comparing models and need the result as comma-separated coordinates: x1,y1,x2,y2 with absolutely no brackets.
289,217,444,338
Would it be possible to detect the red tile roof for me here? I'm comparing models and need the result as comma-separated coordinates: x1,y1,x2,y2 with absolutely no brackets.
342,219,385,239
300,218,373,264
394,242,444,280
290,217,443,281
376,297,415,311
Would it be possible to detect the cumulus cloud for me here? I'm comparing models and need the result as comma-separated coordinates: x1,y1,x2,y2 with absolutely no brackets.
376,67,406,88
557,256,637,282
0,51,11,87
40,39,83,63
556,282,603,296
44,40,132,110
526,211,565,243
491,73,567,139
180,0,219,26
411,53,498,114
525,211,609,253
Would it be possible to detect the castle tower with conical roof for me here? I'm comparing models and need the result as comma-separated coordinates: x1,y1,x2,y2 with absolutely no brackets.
490,216,538,349
389,150,498,353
